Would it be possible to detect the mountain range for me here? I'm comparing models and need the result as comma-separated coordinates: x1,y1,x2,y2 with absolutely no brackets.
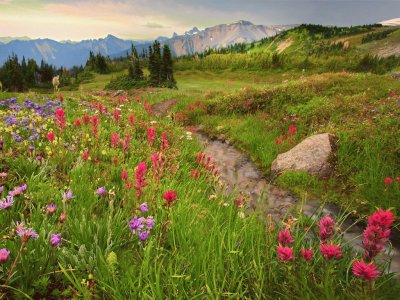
0,21,294,68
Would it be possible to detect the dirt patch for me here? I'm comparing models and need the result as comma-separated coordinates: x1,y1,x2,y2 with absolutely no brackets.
277,38,293,53
151,99,177,117
376,44,400,57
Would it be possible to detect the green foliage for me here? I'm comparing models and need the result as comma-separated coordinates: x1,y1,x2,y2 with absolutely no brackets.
86,51,110,74
105,74,148,90
361,29,398,43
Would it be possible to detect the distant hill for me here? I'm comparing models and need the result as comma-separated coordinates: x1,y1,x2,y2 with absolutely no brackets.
0,36,31,44
0,35,146,68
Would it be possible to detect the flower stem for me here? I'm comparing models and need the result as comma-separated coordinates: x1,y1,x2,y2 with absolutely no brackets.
5,241,25,284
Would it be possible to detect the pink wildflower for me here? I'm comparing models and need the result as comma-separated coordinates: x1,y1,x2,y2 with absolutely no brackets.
319,243,342,260
352,260,381,281
278,229,294,246
135,162,147,199
301,248,314,261
277,246,294,262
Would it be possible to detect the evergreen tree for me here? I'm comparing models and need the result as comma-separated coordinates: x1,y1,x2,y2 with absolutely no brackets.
161,44,175,86
149,41,162,85
128,44,143,81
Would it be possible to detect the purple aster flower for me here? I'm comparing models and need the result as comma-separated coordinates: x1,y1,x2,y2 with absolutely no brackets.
28,146,35,151
138,231,148,241
96,187,107,196
62,189,74,201
50,233,62,247
0,248,10,263
0,196,13,210
145,216,155,230
139,202,148,213
129,216,145,234
16,224,39,242
46,204,57,215
18,184,27,193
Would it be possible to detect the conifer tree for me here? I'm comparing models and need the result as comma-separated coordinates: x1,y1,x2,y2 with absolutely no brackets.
161,44,175,86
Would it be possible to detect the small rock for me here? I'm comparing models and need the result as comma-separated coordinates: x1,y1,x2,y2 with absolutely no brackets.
271,133,337,178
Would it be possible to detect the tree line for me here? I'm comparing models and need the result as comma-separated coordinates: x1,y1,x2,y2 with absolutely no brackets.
107,41,176,89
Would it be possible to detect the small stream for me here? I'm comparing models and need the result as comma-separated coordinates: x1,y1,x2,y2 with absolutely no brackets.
196,133,400,274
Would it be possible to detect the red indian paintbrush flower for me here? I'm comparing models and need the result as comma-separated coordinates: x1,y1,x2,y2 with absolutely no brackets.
47,132,56,141
363,209,394,260
278,229,294,246
82,152,89,160
384,177,393,187
82,115,90,125
301,248,314,261
319,243,342,260
135,162,147,199
161,132,169,151
113,109,119,122
111,133,119,147
352,260,381,281
148,128,156,144
277,246,294,262
55,109,66,131
367,209,395,229
121,170,128,182
162,190,177,207
74,119,81,127
91,115,98,137
288,124,296,135
129,114,135,124
318,216,335,243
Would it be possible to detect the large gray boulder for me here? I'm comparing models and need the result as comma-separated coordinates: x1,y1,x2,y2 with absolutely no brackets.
271,133,337,178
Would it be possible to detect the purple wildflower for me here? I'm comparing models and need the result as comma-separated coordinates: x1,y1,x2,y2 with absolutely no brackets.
28,146,35,151
129,216,145,234
138,231,149,241
16,224,39,242
139,202,148,213
0,196,13,210
46,204,57,215
62,189,74,201
50,234,62,247
96,187,107,196
0,248,10,263
145,216,155,230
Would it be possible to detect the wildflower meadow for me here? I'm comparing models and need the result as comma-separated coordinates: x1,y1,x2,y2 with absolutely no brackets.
0,93,398,299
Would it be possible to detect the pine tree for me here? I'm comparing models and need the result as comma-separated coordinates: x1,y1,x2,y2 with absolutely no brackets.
128,44,143,81
148,41,162,86
161,44,175,86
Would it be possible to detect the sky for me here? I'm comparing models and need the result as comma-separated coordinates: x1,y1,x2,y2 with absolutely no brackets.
0,0,399,41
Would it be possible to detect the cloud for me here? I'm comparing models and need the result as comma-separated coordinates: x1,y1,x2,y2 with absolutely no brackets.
1,0,400,40
145,22,165,29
